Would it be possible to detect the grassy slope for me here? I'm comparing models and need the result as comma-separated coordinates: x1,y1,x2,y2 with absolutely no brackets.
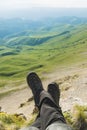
0,24,87,88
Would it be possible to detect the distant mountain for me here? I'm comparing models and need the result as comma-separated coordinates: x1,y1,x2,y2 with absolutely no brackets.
0,16,87,38
0,18,43,38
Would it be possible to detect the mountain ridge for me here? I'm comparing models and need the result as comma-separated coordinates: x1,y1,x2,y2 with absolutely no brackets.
0,16,87,88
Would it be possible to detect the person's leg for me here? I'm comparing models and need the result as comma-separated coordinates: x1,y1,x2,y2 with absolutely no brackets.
47,82,60,106
47,82,66,120
39,83,72,130
27,72,72,130
26,72,64,129
27,72,44,107
20,126,39,130
39,90,66,130
31,113,41,129
26,72,44,129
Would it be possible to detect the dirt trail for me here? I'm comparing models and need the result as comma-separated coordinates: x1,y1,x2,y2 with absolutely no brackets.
0,63,87,119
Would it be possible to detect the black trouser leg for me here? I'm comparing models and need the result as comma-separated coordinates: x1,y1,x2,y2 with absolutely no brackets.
31,90,66,130
31,114,41,129
39,91,66,130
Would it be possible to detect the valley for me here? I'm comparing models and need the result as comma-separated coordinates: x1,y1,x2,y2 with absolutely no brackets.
0,16,87,120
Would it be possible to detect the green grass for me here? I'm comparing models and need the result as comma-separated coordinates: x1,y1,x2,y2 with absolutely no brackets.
0,23,87,88
0,112,26,130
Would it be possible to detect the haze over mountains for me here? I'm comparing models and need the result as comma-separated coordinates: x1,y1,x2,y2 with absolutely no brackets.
0,8,87,19
0,16,87,38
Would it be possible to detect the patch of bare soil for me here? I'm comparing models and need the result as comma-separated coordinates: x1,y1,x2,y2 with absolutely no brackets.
0,63,87,119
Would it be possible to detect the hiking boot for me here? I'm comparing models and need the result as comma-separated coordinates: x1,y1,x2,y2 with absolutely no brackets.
27,72,44,107
47,82,60,106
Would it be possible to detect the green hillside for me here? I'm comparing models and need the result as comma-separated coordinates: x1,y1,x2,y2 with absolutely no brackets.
0,18,87,88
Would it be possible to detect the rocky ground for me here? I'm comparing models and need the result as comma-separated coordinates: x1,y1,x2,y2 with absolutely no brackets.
0,62,87,119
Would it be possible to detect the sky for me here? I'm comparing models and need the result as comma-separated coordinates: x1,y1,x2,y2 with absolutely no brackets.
0,0,87,18
0,0,87,10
